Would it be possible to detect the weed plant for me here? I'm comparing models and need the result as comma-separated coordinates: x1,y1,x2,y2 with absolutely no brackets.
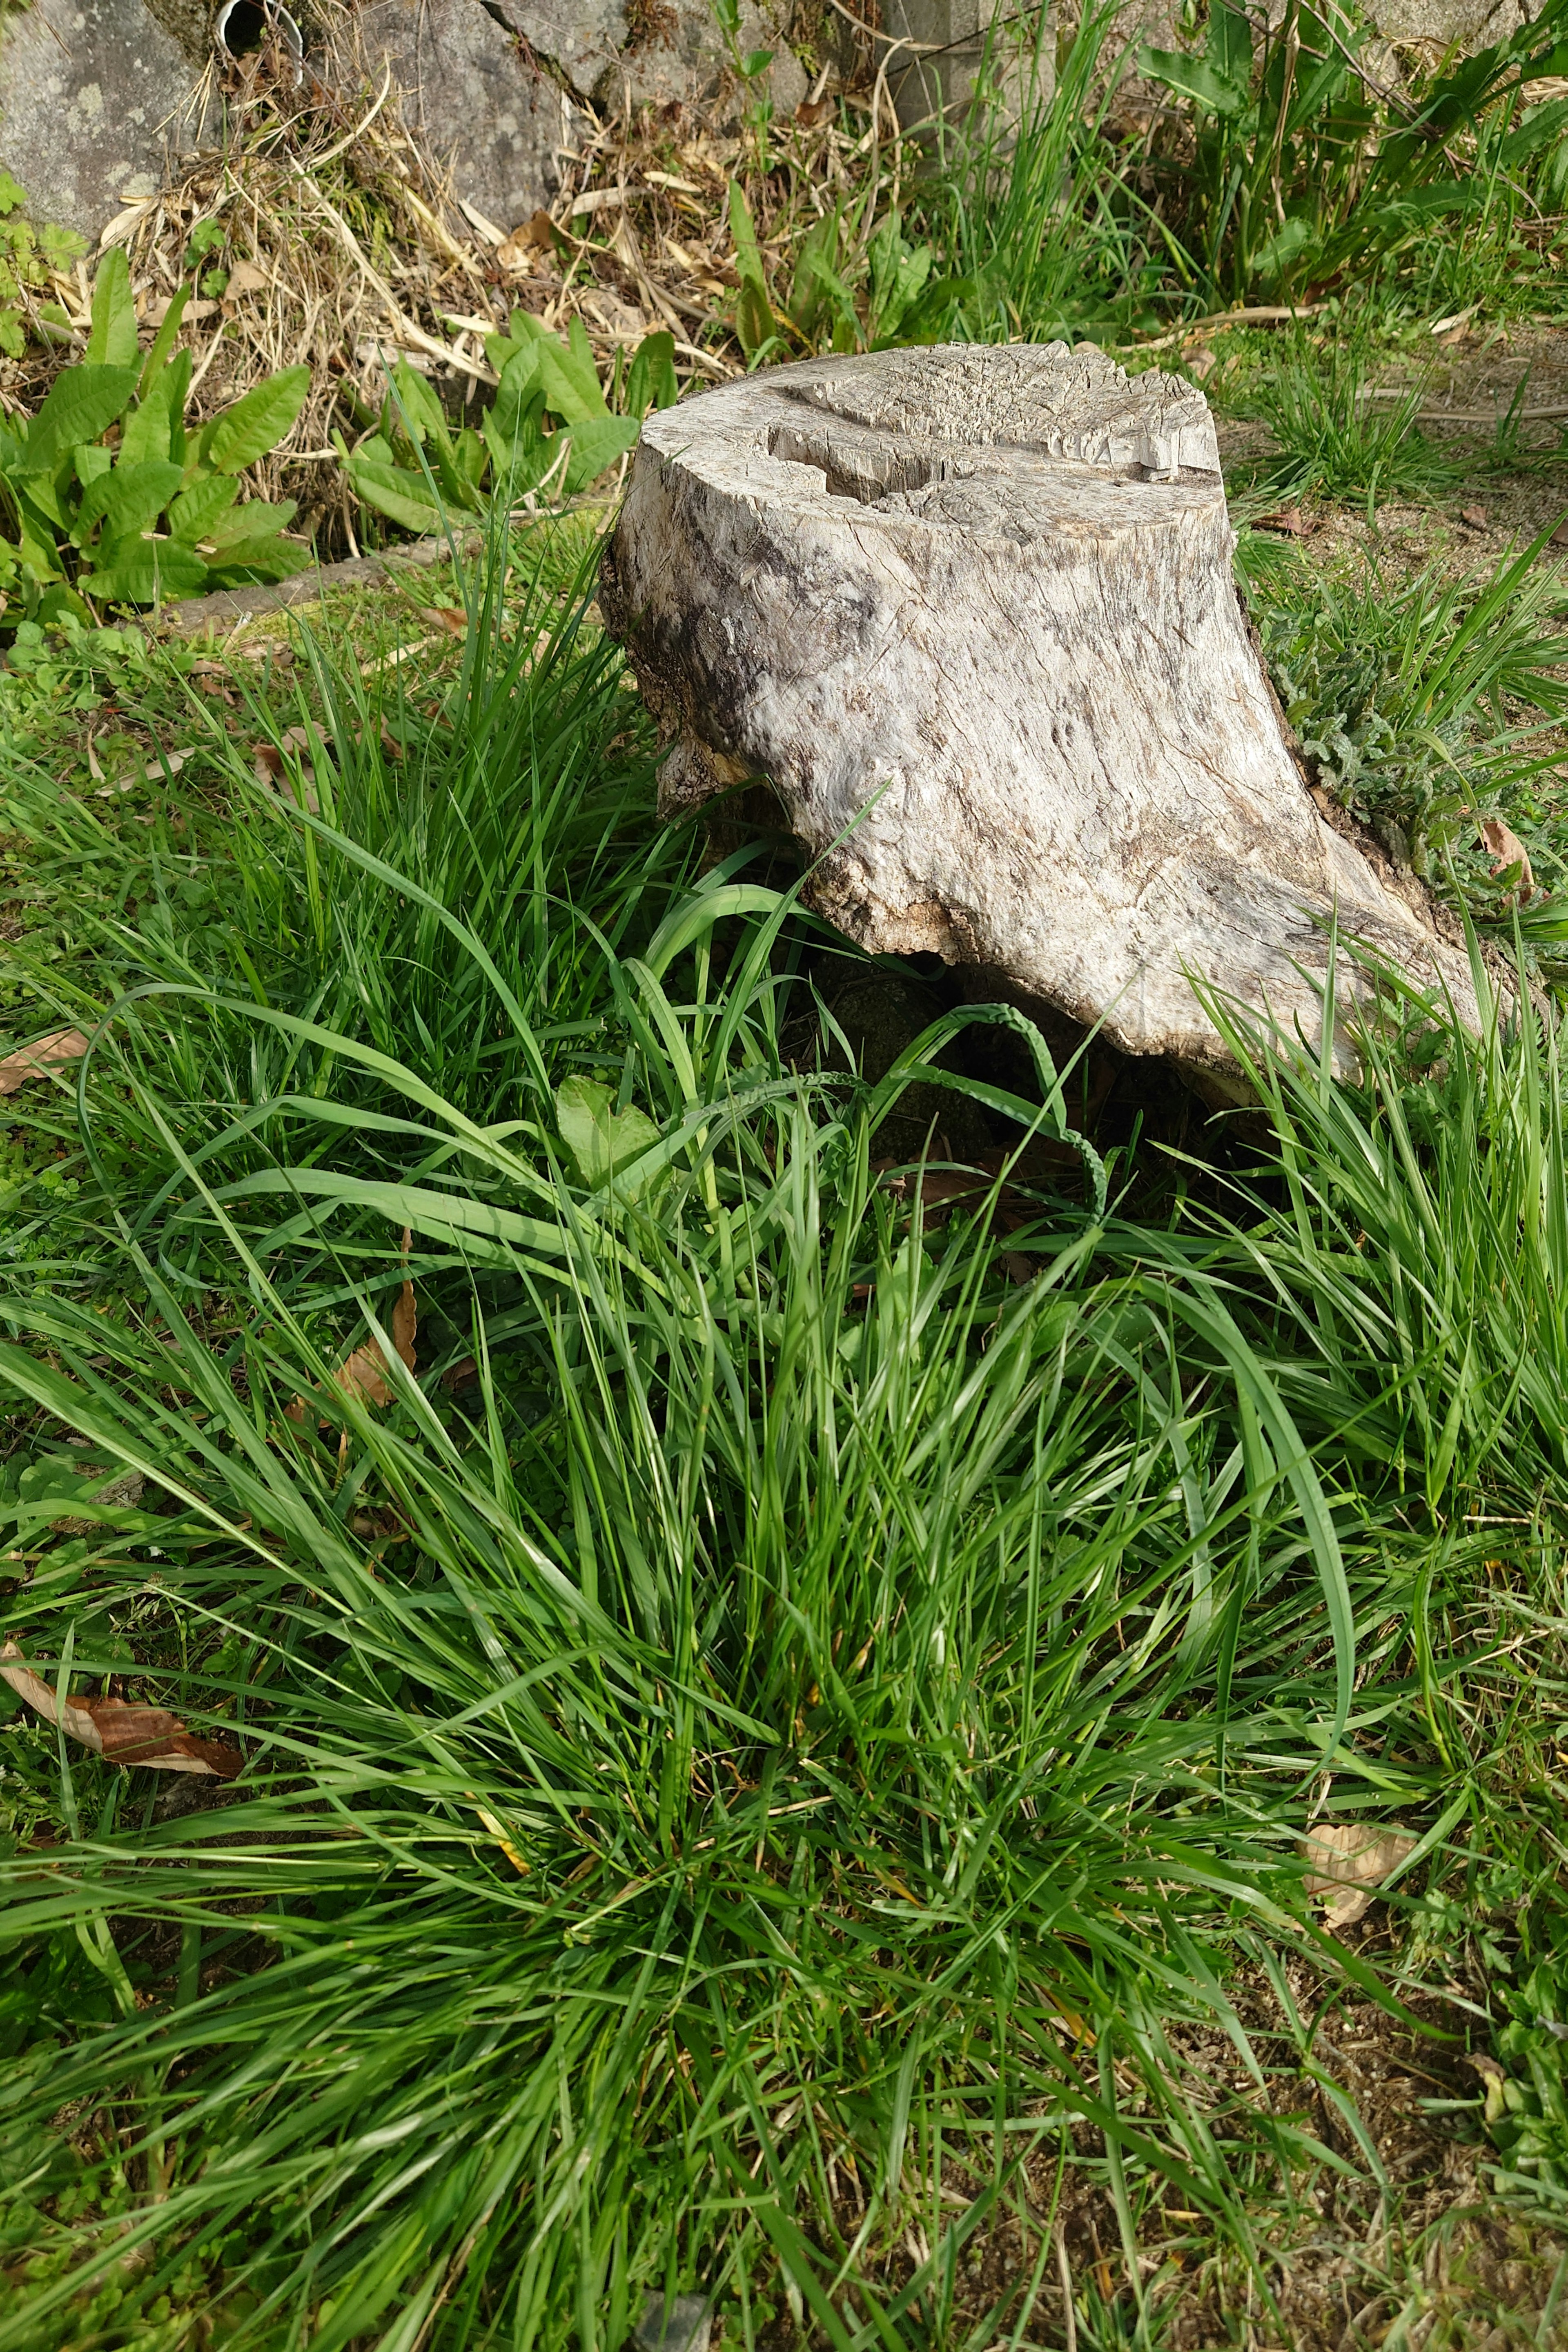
1247,527,1568,883
2,541,1568,2344
1135,0,1568,312
916,3,1170,343
1231,325,1461,512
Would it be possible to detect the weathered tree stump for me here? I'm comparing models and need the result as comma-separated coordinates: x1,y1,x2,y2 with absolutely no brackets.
601,344,1477,1084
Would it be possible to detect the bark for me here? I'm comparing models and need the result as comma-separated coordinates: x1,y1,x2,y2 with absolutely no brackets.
601,343,1479,1083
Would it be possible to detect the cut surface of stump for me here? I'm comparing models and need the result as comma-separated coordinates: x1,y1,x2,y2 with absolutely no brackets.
601,343,1477,1080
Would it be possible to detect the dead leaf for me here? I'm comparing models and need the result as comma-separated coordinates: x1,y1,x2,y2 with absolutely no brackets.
1552,518,1568,546
0,1642,243,1778
1460,504,1488,529
1300,1821,1419,1927
420,605,468,637
1183,344,1217,381
1256,506,1315,539
441,1355,479,1392
496,211,555,270
0,1029,90,1095
473,1802,529,1873
253,731,320,816
93,745,192,797
147,294,219,326
222,258,271,305
794,98,830,127
1479,815,1535,901
287,1239,416,1425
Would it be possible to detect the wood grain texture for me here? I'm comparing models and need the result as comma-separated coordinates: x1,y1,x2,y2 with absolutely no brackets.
602,343,1479,1078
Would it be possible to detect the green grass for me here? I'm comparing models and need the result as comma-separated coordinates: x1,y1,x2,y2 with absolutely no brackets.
4,6,1568,2329
894,0,1568,343
1225,317,1475,514
1242,522,1568,884
1,524,1568,2347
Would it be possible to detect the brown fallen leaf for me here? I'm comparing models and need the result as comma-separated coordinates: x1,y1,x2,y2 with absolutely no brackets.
1552,518,1568,546
440,1354,479,1393
147,293,220,327
1301,1820,1419,1927
254,731,321,816
1479,814,1535,901
1255,506,1315,539
0,1642,243,1778
287,1236,416,1425
1183,344,1218,381
222,258,272,305
496,211,555,271
0,1029,90,1096
419,605,468,637
795,98,831,127
1460,504,1488,529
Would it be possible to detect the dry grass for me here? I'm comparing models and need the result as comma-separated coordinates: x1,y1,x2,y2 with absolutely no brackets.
0,6,919,560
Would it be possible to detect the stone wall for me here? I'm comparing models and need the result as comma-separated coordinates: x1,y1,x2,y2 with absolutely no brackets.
0,0,806,241
0,0,1543,246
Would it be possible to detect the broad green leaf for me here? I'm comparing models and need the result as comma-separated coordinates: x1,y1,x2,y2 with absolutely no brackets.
18,366,138,474
198,366,310,474
1500,94,1568,165
385,361,448,446
562,414,640,494
383,373,483,512
73,444,114,488
801,247,859,328
555,1076,661,1196
12,508,63,581
85,537,208,606
138,286,189,400
490,340,544,435
623,330,678,421
1370,181,1473,224
730,184,778,358
883,274,973,346
791,210,840,340
202,497,298,548
74,459,184,547
1139,44,1250,113
1205,1,1253,95
537,327,608,425
1249,215,1315,283
166,472,240,544
453,425,487,487
118,364,187,469
736,274,777,360
15,474,67,535
85,249,138,370
346,457,442,534
483,360,552,498
728,181,765,283
207,537,312,586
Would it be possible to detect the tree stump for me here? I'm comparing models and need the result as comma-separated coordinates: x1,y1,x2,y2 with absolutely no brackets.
601,343,1477,1085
